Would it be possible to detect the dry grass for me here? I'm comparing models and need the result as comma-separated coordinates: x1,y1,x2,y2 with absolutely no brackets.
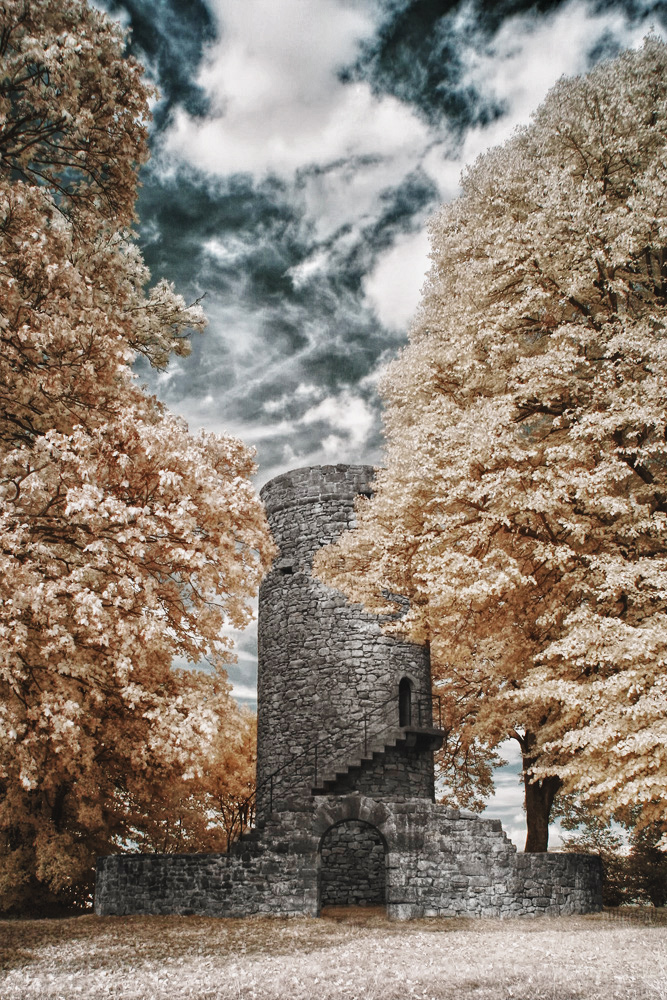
1,908,666,1000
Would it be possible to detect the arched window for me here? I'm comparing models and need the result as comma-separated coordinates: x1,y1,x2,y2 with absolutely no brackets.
399,677,412,727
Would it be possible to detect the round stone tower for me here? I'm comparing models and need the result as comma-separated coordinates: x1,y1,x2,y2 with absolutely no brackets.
256,464,440,820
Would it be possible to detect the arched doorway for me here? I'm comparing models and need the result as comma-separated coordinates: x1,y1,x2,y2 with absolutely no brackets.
319,820,387,909
399,677,412,727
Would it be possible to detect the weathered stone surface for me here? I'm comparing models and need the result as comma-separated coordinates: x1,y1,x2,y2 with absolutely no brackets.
96,799,602,920
256,465,434,818
320,820,386,907
95,465,602,921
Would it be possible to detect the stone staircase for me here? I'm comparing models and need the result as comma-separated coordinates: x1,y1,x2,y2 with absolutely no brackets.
229,825,264,855
311,725,442,795
229,718,444,855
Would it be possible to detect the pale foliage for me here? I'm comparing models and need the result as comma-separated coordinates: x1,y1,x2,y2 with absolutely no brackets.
315,40,667,832
128,694,257,856
0,0,275,909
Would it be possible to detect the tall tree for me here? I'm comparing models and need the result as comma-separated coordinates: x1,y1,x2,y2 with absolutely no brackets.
627,823,667,907
315,38,667,850
0,0,275,911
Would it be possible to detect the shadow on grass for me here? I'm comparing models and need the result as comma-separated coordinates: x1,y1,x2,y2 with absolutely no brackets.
1,906,652,977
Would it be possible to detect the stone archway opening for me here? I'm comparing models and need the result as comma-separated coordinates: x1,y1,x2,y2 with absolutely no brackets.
318,819,387,911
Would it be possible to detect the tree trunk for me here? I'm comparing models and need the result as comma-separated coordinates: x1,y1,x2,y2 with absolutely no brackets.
51,784,69,833
516,731,562,853
523,772,562,852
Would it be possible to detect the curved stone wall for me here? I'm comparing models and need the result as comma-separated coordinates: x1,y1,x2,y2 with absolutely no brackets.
257,465,432,817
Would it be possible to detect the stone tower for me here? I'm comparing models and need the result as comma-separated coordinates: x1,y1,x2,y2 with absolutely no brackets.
94,464,603,920
256,464,441,821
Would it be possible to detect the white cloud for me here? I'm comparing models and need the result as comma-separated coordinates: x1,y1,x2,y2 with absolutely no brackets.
163,0,429,181
287,252,330,290
163,0,652,204
424,0,652,198
298,151,428,245
262,383,321,414
231,682,258,703
321,433,347,458
299,389,375,451
149,0,659,493
294,382,322,400
248,388,382,485
363,228,431,332
203,235,253,265
482,739,524,847
467,1,644,146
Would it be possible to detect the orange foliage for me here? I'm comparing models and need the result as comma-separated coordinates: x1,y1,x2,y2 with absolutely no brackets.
0,0,274,911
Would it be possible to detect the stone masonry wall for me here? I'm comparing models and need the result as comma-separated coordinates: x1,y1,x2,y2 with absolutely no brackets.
95,807,320,918
95,462,602,922
320,820,386,907
96,796,602,919
311,796,601,919
376,799,603,919
256,465,432,818
331,742,435,801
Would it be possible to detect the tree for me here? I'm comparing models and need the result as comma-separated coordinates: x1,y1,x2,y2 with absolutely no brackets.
627,823,667,907
125,681,257,857
435,710,505,815
0,0,275,911
315,38,667,850
558,798,667,908
556,795,630,906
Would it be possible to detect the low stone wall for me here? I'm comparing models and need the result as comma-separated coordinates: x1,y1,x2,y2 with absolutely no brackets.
388,849,603,920
95,806,319,918
95,850,315,918
96,796,602,920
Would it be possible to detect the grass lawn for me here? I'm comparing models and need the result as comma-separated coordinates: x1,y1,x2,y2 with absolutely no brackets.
1,907,666,999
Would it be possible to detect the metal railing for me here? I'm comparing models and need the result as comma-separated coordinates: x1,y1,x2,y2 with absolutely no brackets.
311,691,441,791
225,690,442,850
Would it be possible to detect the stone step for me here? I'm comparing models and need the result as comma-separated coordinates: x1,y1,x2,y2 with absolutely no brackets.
312,730,413,792
311,725,444,795
228,816,274,854
311,730,405,792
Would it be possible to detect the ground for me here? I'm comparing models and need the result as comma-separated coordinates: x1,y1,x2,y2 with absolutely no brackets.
1,908,665,999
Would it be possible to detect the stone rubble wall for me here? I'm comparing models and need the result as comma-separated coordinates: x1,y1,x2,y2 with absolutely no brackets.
320,820,386,907
95,797,601,919
95,807,319,918
257,465,432,818
381,799,602,919
331,742,435,801
95,463,601,921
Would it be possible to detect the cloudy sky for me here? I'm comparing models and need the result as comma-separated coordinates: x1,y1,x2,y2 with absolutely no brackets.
102,0,665,847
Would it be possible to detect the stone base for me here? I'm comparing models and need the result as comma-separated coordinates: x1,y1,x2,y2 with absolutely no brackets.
95,796,602,919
